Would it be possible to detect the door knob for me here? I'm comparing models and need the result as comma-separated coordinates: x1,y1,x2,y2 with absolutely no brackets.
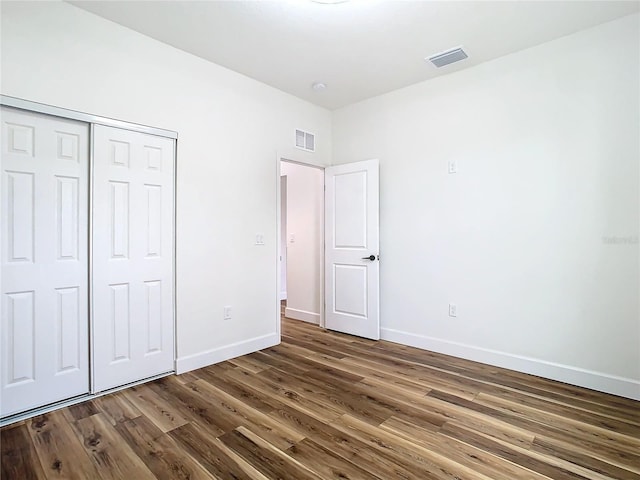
361,255,376,261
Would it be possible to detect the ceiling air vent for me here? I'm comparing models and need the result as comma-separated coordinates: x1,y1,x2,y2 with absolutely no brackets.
427,47,468,68
295,129,315,152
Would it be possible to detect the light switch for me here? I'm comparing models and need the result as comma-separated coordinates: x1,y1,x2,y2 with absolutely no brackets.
289,233,296,243
448,160,457,174
255,234,265,245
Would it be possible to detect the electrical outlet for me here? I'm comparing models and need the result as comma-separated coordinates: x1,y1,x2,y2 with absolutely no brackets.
223,305,232,320
448,303,457,317
255,234,265,245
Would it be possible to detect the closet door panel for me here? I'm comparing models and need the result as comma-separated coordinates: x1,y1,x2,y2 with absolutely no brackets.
92,125,174,393
1,107,89,417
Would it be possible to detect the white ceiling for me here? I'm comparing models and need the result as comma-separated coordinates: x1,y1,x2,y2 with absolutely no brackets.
70,1,639,110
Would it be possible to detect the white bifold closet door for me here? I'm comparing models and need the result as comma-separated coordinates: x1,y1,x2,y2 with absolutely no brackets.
1,107,89,417
92,125,175,393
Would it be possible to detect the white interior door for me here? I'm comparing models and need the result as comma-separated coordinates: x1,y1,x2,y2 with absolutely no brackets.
1,107,89,417
325,159,379,339
92,125,175,393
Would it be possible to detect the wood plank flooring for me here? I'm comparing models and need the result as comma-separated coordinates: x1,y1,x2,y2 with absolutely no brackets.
2,316,639,479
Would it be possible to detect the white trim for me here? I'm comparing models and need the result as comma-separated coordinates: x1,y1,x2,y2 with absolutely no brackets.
280,156,326,170
284,307,320,325
176,333,279,374
172,138,179,379
89,123,96,394
0,95,178,139
276,155,283,341
380,327,640,401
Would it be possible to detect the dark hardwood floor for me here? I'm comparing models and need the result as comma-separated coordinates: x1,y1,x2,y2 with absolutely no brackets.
2,315,639,479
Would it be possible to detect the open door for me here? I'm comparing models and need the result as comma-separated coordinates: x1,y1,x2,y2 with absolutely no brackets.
325,159,379,339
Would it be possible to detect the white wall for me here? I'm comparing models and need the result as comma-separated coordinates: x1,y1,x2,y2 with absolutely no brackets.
0,1,332,372
333,14,640,399
281,161,324,324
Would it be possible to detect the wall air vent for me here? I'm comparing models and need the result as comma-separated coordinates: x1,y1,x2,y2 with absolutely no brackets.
295,129,315,152
427,47,468,68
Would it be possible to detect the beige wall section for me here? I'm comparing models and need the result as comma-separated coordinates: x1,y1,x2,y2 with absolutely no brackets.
0,1,332,372
280,162,324,325
333,14,640,399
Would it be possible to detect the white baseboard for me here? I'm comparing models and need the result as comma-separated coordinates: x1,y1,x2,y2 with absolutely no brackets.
380,328,640,401
176,333,279,374
284,307,319,325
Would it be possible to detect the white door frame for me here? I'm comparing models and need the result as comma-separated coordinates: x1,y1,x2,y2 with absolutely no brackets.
279,175,288,301
276,155,326,340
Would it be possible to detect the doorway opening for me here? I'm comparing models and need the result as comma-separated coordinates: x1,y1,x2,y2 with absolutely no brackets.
278,159,325,336
276,156,381,341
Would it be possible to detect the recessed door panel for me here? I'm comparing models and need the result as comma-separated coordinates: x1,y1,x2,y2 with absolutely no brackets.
55,286,81,374
1,107,89,417
6,291,36,385
145,184,162,257
110,283,131,363
144,280,163,354
110,140,130,167
6,123,34,156
144,146,162,171
110,181,130,259
56,131,79,162
333,171,367,249
56,176,79,261
6,171,34,263
333,264,368,318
